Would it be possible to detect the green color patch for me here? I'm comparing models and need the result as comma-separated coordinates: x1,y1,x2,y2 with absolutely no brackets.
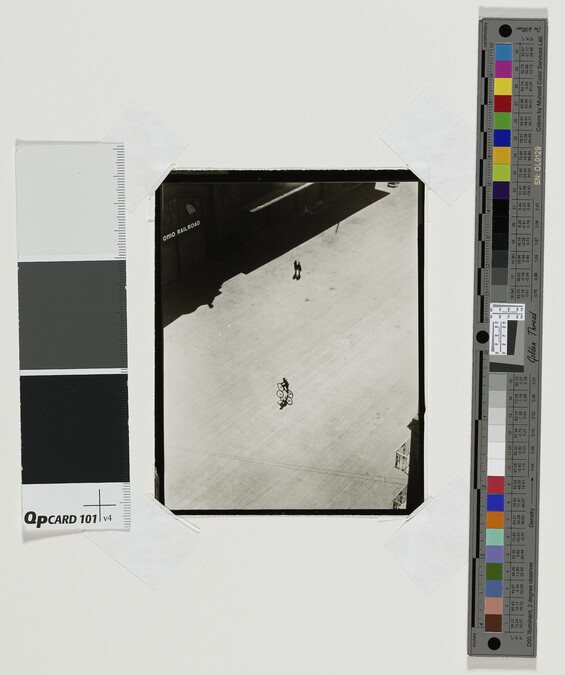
494,112,512,129
492,164,511,182
486,563,503,580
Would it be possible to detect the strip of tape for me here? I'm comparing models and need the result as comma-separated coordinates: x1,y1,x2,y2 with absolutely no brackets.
385,475,469,596
103,101,187,213
84,485,199,590
380,88,475,205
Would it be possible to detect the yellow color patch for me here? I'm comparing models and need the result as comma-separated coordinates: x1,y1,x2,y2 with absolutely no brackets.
494,78,512,96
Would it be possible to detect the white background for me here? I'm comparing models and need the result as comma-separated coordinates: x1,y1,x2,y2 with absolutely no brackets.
1,1,564,673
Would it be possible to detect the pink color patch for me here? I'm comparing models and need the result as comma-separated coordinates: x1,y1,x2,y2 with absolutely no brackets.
485,597,503,614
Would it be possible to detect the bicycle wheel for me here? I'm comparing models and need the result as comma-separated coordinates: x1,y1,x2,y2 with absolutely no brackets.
277,383,284,391
287,397,293,406
277,390,284,398
286,390,294,399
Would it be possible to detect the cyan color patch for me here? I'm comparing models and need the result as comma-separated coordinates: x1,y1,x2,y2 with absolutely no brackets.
495,43,513,61
486,529,504,546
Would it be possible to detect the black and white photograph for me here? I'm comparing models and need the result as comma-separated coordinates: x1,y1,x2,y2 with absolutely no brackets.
156,171,424,513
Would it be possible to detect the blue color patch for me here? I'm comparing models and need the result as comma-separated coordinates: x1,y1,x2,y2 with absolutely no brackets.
494,130,511,147
486,580,503,597
487,494,505,512
495,44,513,61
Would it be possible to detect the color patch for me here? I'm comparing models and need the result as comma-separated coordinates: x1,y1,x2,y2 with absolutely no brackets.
20,374,129,484
488,407,506,424
486,511,504,528
487,494,504,511
495,60,513,78
492,199,510,217
15,143,123,260
489,363,524,373
488,390,506,407
486,528,504,547
493,147,511,164
485,597,503,614
487,425,505,442
493,130,511,146
486,563,503,580
495,43,513,61
492,164,511,182
487,458,505,477
506,319,518,355
18,261,127,371
492,250,508,267
491,269,507,285
494,79,512,96
494,112,512,129
492,231,509,254
485,580,503,597
490,285,507,302
485,614,503,632
486,546,504,563
494,95,512,112
493,216,509,233
487,476,505,493
492,182,510,200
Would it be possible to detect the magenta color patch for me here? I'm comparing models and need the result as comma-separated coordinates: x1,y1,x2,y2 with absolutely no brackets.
495,61,513,78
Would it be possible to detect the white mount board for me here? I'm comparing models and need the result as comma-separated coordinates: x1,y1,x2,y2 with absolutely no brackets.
1,1,564,674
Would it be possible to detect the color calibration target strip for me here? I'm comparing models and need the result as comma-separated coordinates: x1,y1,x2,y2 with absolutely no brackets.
17,142,130,531
469,15,546,657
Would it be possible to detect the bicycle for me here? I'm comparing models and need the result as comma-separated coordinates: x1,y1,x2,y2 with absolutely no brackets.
276,382,294,406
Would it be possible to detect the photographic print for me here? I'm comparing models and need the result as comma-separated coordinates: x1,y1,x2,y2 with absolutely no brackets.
155,171,424,514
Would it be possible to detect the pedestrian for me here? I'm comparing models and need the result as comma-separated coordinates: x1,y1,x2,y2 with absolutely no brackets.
296,261,302,280
293,260,298,280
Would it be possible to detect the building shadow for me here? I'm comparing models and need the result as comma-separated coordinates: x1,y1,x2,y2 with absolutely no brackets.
161,183,390,327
